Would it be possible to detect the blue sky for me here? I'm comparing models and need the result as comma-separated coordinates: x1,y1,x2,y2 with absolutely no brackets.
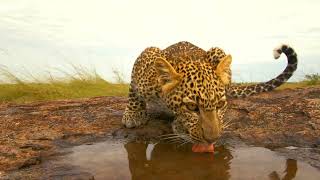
0,0,319,82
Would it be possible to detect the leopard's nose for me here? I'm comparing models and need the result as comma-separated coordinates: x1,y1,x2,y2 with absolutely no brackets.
201,125,221,143
199,109,222,144
201,124,222,144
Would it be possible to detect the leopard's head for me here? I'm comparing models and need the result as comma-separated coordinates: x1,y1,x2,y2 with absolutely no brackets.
155,55,232,144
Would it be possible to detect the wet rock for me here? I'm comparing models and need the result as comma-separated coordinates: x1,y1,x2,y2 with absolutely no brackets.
19,143,48,151
0,87,319,176
112,119,172,141
49,171,94,180
41,165,95,180
18,156,41,169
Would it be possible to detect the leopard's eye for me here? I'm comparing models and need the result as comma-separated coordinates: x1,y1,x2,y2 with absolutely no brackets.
186,103,199,112
217,101,226,109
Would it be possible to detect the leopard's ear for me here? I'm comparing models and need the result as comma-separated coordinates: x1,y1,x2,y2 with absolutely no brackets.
216,55,232,85
155,57,182,94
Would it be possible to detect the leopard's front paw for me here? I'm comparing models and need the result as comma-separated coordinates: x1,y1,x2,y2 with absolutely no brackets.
122,109,149,128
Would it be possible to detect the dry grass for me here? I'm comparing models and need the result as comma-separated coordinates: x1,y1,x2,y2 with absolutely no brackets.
0,66,129,103
0,66,318,103
234,81,319,90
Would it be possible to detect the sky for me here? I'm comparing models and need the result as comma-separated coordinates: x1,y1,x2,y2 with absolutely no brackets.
0,0,319,82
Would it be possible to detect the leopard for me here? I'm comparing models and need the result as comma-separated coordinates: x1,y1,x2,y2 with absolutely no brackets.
122,41,298,144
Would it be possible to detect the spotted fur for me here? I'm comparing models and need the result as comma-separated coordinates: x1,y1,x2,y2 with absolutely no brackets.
227,44,298,98
122,41,298,144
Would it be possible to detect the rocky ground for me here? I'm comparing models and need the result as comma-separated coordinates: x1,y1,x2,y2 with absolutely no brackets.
0,87,319,178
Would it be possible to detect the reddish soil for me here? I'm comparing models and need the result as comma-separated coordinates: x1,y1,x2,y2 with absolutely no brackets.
0,87,319,177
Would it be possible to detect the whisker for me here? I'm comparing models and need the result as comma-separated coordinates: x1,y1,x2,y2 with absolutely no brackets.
215,139,222,146
185,138,194,144
190,136,204,144
222,121,230,127
159,134,186,139
159,133,199,146
168,139,184,144
157,133,180,138
177,141,190,147
224,119,232,123
160,134,187,143
222,119,232,126
223,123,235,129
177,136,193,147
160,135,182,140
158,133,190,138
158,133,181,136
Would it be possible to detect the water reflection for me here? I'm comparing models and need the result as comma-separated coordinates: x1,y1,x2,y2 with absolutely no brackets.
59,141,320,180
268,159,297,180
125,142,232,180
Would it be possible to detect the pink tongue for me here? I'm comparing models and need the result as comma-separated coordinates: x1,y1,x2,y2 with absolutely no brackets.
192,143,215,153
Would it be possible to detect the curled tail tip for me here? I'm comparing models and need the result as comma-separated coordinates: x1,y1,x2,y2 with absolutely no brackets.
273,44,297,60
273,44,290,59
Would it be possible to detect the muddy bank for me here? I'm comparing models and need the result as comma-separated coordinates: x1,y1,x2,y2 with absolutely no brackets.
0,87,319,177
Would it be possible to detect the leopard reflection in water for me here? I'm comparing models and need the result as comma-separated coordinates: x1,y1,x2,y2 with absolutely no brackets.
125,142,231,179
124,142,299,180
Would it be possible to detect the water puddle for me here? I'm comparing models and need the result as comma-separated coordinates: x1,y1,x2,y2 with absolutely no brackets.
56,141,320,180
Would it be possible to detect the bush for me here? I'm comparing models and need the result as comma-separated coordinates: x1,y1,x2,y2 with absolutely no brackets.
304,73,320,85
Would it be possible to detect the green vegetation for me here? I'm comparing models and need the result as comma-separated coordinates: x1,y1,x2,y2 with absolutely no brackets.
277,73,320,89
304,73,320,85
0,65,318,104
233,73,320,90
0,66,129,103
276,82,314,90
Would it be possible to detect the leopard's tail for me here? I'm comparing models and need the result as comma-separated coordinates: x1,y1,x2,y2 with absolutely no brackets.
227,44,298,98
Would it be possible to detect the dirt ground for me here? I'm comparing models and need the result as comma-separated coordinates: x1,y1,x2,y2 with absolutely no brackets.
0,87,319,178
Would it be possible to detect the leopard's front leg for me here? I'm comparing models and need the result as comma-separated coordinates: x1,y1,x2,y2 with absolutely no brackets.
122,83,149,128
